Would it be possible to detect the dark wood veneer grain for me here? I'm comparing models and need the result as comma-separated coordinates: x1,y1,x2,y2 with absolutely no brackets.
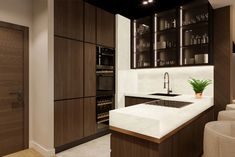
84,97,96,137
54,99,84,147
213,6,233,118
84,43,96,97
97,8,115,48
84,3,96,44
0,21,29,156
54,0,84,40
125,96,156,107
54,37,84,100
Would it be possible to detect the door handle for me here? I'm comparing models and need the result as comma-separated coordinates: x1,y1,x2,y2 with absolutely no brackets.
9,92,21,95
9,91,24,102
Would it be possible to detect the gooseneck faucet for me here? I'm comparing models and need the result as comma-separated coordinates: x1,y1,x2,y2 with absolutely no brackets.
164,72,172,94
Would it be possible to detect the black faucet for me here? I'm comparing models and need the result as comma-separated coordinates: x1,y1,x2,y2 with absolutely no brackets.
164,72,172,95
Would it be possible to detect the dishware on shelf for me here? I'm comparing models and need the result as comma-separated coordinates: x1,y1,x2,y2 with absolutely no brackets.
189,58,195,64
195,54,208,64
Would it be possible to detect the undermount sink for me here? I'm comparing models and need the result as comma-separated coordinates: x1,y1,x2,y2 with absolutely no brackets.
150,93,180,97
146,100,192,108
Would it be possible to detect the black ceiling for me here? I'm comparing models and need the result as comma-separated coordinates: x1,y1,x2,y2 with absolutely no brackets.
85,0,197,19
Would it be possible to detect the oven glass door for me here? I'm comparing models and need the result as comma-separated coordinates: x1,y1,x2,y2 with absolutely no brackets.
97,75,114,91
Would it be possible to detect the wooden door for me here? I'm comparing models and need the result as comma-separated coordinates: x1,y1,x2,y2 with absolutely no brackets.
54,99,84,147
84,2,96,43
97,8,115,48
84,97,96,137
54,37,84,100
84,43,96,97
54,0,84,40
0,22,29,156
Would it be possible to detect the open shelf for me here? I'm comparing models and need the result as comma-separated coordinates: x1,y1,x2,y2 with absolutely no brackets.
182,43,208,48
157,47,177,52
157,28,177,34
182,21,208,29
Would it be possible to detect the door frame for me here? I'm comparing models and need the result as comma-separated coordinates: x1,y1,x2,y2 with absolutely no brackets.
0,21,29,148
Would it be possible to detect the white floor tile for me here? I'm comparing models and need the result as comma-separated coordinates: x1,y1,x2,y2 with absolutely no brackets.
57,134,110,157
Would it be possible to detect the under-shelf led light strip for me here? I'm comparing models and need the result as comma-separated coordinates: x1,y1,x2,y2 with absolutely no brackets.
180,7,183,65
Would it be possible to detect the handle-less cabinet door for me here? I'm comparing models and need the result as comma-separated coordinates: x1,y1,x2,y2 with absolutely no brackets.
97,8,115,48
84,97,96,137
54,0,84,40
85,3,96,43
54,99,84,147
84,43,96,97
54,37,84,100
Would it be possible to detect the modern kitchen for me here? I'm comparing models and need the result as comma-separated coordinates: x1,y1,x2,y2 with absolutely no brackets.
0,0,235,157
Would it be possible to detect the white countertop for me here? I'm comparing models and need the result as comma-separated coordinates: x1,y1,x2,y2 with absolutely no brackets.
110,93,213,139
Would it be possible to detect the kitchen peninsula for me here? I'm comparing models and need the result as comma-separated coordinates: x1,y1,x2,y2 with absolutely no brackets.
110,94,214,157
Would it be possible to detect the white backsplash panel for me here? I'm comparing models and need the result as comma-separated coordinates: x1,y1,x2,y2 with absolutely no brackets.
136,66,214,96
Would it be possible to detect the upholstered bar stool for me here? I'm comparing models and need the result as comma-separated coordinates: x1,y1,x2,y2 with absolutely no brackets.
226,104,235,110
203,121,235,157
218,111,235,121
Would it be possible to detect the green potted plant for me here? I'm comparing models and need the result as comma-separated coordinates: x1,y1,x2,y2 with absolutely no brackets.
188,78,212,99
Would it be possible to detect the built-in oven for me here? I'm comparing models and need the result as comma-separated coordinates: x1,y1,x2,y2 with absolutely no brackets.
96,46,115,95
96,46,115,68
96,71,114,92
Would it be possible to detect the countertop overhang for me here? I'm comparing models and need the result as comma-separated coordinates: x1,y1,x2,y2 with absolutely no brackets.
110,94,214,143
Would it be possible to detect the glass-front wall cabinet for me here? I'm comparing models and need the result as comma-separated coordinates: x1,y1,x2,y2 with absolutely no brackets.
157,9,179,67
182,1,211,66
131,0,212,69
132,16,153,68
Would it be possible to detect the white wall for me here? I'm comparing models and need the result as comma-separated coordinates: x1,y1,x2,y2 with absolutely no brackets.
0,0,54,156
116,15,214,108
116,15,138,108
31,0,54,156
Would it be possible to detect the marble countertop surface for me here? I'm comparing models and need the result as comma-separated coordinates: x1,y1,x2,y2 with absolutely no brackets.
110,93,213,139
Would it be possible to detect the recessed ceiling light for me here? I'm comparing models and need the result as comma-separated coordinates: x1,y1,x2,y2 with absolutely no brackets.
148,0,154,3
142,1,148,5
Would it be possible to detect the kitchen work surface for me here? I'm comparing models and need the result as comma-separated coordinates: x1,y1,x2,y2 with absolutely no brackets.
57,135,110,157
110,94,213,139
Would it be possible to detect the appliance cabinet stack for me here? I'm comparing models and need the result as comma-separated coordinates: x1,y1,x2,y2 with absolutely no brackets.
54,0,115,152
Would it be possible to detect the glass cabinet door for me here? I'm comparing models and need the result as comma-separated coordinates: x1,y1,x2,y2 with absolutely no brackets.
156,9,179,67
181,1,210,66
132,16,153,68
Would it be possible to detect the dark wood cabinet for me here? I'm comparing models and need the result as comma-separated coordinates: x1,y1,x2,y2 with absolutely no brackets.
84,97,96,137
85,3,96,43
172,107,214,157
84,43,96,97
54,0,116,151
54,37,84,100
97,8,115,48
54,99,84,147
125,96,156,107
54,0,84,40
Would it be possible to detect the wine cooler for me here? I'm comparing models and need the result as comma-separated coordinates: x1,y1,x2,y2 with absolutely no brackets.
96,95,114,131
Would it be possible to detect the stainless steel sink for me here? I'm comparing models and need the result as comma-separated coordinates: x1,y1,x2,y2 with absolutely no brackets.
150,93,180,97
146,100,192,108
